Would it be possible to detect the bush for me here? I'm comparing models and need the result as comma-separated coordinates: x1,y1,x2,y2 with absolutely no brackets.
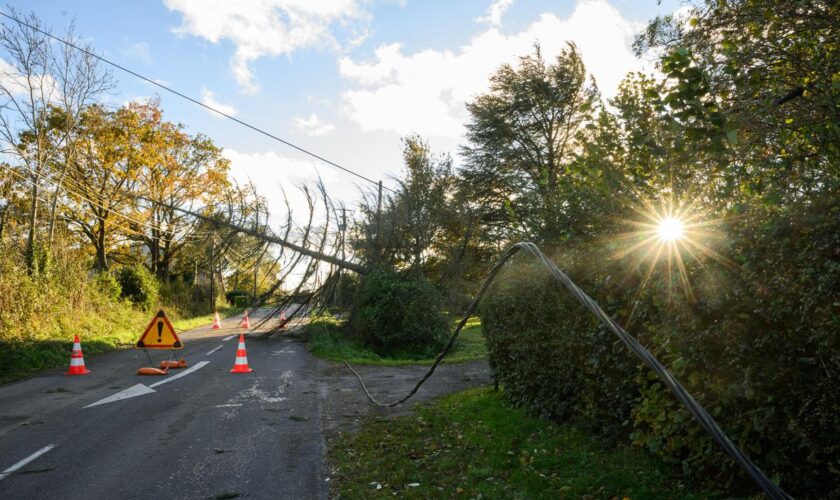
481,198,840,497
115,264,159,310
629,199,840,497
94,271,122,302
225,290,249,307
349,267,449,357
159,277,213,316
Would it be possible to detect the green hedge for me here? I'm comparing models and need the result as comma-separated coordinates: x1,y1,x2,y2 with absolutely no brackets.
480,251,641,441
480,198,840,498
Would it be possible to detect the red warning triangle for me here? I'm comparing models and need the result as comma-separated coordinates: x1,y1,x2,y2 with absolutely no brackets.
136,309,183,349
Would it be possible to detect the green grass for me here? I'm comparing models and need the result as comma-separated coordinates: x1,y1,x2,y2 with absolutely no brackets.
0,304,241,384
306,316,487,366
329,387,715,499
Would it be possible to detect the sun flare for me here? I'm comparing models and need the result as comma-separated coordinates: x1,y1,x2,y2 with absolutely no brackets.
612,195,734,303
657,217,685,242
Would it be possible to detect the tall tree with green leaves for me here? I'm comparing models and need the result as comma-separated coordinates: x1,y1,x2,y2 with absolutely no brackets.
460,43,599,245
635,0,839,205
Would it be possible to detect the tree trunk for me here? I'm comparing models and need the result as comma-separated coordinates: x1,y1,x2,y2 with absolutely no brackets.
25,172,39,273
0,204,7,241
95,218,108,271
46,160,70,248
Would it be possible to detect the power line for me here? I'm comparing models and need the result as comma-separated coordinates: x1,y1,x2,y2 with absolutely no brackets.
1,163,209,244
0,10,395,193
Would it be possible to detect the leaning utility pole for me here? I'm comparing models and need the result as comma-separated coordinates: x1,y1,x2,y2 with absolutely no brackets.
133,194,366,274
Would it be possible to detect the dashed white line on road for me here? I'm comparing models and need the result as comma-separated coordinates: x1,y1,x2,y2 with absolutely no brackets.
206,345,223,356
149,361,209,388
0,444,56,481
222,335,236,341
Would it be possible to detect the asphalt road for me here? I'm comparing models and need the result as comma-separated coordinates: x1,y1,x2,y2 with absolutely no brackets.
0,308,328,500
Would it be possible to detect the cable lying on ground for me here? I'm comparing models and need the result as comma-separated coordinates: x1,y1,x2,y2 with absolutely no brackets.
346,241,790,500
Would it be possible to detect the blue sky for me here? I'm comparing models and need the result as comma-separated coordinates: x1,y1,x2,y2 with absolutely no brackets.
6,0,688,219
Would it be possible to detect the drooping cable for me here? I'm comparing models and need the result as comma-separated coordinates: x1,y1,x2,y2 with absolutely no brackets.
0,10,393,192
346,241,791,500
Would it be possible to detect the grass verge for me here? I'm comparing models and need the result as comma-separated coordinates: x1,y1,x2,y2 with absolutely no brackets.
0,304,240,384
306,316,487,366
328,387,715,499
169,305,240,331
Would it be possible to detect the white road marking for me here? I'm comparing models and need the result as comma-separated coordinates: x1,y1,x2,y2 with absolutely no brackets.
84,384,156,408
222,335,236,341
148,360,209,388
206,345,223,356
0,444,56,481
85,361,209,408
214,403,242,408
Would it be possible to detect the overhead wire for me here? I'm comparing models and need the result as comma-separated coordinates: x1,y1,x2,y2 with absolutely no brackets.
0,10,394,193
1,163,211,244
0,164,162,246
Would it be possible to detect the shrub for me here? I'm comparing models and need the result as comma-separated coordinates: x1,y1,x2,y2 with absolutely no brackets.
159,277,213,316
349,267,449,357
94,271,122,302
115,264,159,310
629,199,840,497
225,290,249,306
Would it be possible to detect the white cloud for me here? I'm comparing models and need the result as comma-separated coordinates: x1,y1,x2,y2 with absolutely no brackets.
200,88,237,116
121,40,153,65
223,148,340,223
0,58,60,100
339,0,645,139
293,113,335,136
477,0,515,27
164,0,369,94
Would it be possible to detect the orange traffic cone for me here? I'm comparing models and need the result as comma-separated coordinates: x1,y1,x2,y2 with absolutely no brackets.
230,334,253,373
66,335,90,375
212,311,221,330
240,310,251,330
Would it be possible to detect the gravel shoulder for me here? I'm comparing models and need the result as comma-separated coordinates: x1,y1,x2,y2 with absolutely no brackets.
313,353,493,441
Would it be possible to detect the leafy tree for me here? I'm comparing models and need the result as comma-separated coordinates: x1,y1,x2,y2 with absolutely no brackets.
64,105,141,270
126,100,231,280
635,0,839,205
0,9,112,272
460,43,599,245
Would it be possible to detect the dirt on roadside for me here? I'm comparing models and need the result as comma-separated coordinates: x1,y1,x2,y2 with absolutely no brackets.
316,358,493,441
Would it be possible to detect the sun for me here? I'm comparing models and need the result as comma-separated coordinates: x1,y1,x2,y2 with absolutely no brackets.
657,217,685,242
612,195,733,303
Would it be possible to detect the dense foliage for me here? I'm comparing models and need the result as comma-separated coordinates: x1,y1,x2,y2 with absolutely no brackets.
480,255,639,442
0,10,278,381
472,1,840,497
483,201,839,497
115,264,160,310
349,267,449,357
